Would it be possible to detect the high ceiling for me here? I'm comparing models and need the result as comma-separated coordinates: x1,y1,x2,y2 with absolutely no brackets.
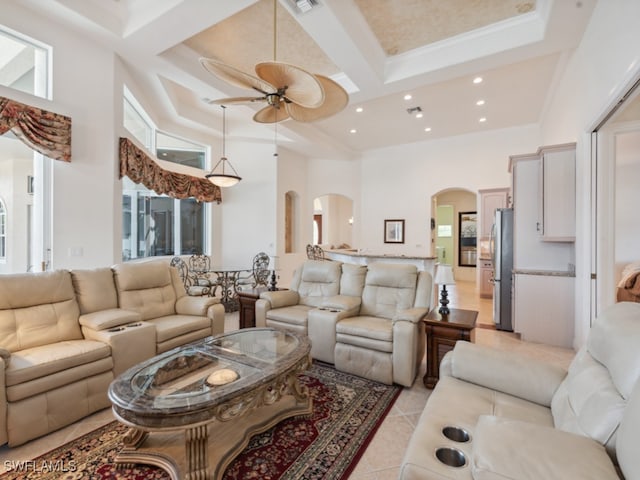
11,0,596,158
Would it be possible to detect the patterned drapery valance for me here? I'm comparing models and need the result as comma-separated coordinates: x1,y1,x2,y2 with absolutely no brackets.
119,137,222,203
0,96,72,162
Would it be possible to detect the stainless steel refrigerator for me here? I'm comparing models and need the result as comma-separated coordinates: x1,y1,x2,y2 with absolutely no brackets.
490,208,514,331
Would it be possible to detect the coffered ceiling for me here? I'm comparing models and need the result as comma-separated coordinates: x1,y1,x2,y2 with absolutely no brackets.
10,0,597,158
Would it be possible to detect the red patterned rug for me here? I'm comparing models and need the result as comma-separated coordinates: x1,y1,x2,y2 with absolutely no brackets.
1,362,401,479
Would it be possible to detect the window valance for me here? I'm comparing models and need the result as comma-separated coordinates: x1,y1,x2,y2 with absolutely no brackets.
119,137,222,203
0,96,71,162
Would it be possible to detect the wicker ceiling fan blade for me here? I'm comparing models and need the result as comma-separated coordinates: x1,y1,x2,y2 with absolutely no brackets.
200,57,276,94
208,96,266,105
253,105,290,124
255,61,324,108
286,75,349,122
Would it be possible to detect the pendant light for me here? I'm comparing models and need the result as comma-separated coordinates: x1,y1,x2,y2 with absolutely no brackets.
206,105,241,187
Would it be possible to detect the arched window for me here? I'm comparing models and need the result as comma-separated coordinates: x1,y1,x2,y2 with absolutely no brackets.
0,199,6,261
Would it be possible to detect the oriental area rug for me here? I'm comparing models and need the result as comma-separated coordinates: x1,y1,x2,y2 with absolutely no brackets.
1,362,401,480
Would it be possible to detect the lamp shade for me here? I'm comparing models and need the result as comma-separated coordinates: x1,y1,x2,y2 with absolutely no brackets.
435,264,455,285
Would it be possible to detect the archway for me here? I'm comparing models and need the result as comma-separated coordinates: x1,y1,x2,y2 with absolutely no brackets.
312,194,353,249
431,188,477,283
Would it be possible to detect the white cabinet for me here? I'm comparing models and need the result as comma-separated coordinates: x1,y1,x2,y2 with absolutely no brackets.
513,273,574,348
539,145,576,242
478,188,509,238
479,259,493,298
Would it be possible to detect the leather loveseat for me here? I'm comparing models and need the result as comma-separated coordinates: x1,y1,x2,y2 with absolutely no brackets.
399,301,640,480
0,260,225,447
255,260,432,386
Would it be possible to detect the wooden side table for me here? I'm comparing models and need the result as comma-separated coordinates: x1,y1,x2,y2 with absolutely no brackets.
237,288,270,329
423,308,478,389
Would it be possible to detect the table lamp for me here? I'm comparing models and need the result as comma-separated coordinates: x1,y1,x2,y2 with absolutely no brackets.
434,264,455,315
268,255,279,291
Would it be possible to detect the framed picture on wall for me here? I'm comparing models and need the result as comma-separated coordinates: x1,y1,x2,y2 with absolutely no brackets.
384,219,405,244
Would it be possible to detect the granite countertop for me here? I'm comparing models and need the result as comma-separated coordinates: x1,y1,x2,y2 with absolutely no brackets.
512,268,575,278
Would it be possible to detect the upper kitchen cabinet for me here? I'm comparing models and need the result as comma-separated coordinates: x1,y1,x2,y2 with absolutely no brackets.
539,143,576,242
509,143,576,243
478,188,510,239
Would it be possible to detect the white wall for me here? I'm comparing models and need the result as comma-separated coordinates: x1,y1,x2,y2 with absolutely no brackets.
538,0,640,347
615,130,640,278
2,2,118,270
355,125,540,257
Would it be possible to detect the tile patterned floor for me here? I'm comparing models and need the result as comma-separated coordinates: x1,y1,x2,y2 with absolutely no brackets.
0,280,576,478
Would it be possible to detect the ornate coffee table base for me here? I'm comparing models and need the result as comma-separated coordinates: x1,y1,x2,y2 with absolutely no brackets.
113,367,313,480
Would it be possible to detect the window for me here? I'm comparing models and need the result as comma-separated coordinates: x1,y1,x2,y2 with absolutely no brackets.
0,199,6,261
0,26,51,99
122,90,208,261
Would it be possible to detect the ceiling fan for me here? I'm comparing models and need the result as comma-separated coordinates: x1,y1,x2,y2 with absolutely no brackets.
199,0,348,124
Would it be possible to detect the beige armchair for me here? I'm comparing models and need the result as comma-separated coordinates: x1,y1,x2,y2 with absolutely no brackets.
334,263,432,386
0,271,113,446
112,261,225,353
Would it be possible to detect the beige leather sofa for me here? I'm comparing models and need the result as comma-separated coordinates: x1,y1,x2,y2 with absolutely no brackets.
0,260,225,447
256,260,432,386
399,301,640,480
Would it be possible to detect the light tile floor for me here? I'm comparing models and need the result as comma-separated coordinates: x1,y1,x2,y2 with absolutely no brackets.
0,280,576,478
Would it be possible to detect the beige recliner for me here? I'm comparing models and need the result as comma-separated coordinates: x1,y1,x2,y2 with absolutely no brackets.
256,260,344,334
0,271,113,446
334,263,431,387
112,261,225,353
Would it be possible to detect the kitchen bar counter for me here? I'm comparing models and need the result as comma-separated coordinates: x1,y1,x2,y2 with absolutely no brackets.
324,249,437,274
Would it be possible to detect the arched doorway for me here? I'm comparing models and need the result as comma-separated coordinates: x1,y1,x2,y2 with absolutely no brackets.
431,188,477,283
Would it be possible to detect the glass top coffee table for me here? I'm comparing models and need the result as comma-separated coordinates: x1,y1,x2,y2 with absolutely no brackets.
108,328,312,480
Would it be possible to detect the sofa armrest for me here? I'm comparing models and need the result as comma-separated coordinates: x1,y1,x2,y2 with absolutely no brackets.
447,341,567,407
78,309,141,331
471,415,619,480
320,295,361,315
260,290,300,309
393,307,428,324
0,356,6,444
0,348,10,367
175,295,220,316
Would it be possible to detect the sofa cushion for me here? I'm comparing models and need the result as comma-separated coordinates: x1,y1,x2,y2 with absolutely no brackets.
79,308,141,331
295,261,342,307
70,268,118,314
339,263,367,297
266,305,314,328
113,262,177,320
336,316,393,352
587,301,640,399
360,263,417,319
471,415,619,480
551,302,640,457
5,340,112,388
146,315,212,343
0,270,82,352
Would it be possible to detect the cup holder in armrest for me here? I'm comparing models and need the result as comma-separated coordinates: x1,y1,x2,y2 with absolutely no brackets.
435,447,467,468
107,327,126,333
442,426,470,443
126,322,142,328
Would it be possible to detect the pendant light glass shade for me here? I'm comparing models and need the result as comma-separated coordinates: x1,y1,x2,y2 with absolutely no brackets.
206,106,241,187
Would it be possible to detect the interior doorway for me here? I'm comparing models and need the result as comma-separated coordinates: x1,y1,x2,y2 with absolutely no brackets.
432,188,477,282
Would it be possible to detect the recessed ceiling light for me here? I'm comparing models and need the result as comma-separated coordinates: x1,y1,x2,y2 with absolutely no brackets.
415,112,423,119
356,107,363,113
424,127,432,132
479,117,487,123
404,94,412,100
473,77,483,84
476,99,485,106
350,129,357,134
